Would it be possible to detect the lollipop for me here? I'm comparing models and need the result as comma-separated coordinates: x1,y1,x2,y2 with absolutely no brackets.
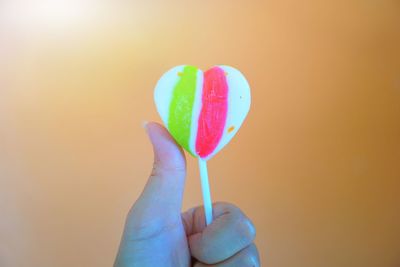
154,65,251,225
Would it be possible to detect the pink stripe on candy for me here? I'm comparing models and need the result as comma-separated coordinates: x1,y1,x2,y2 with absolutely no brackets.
196,67,228,158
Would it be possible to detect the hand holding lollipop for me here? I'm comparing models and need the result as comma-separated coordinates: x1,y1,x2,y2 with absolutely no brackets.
114,66,258,266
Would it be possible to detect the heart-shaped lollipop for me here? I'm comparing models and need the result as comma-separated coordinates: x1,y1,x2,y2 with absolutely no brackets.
154,65,251,224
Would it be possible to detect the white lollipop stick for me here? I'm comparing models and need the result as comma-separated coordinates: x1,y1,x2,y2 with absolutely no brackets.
198,158,213,225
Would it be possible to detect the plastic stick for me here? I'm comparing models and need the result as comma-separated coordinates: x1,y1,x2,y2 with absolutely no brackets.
198,158,213,225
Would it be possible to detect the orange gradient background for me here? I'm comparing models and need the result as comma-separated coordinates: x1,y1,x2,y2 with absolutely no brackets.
1,1,399,266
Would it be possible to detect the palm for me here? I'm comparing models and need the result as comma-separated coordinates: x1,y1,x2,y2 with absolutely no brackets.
138,218,190,266
115,208,190,267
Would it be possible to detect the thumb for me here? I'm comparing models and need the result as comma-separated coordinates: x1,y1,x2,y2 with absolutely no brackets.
114,122,187,266
128,122,187,226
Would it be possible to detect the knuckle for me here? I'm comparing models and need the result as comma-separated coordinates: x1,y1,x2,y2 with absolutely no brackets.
243,254,260,267
242,244,261,267
150,164,161,178
236,217,256,243
125,207,181,243
197,240,220,264
150,162,185,177
126,217,178,242
213,201,241,214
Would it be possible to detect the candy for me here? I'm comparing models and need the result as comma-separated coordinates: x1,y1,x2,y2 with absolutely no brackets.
154,65,251,160
154,65,251,225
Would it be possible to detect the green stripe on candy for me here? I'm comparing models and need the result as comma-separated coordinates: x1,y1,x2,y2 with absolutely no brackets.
168,65,198,156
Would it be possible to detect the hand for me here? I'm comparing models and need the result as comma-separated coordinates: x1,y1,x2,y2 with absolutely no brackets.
114,122,260,267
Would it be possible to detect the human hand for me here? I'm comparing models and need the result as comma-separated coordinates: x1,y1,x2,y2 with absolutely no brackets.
114,122,260,267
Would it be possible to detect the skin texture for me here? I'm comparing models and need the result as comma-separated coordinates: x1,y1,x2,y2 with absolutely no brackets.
114,122,260,267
